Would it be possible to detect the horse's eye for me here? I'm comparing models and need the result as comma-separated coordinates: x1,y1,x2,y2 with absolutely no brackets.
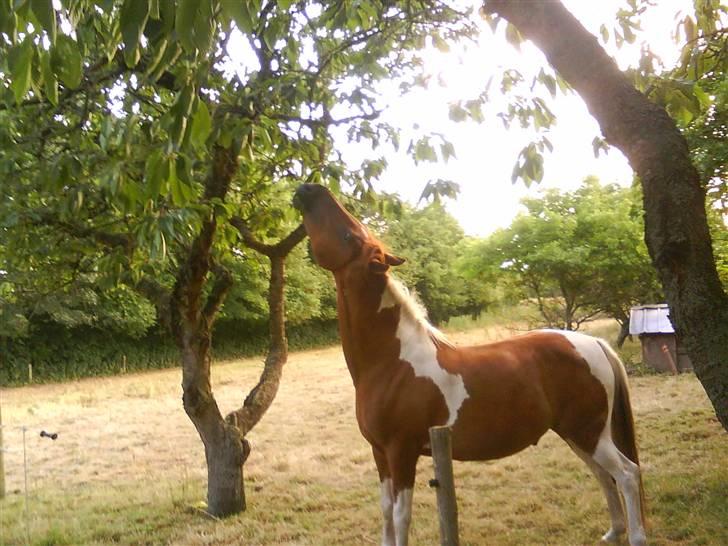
343,231,352,241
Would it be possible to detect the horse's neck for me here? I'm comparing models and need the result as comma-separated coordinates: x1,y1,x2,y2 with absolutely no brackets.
333,273,447,384
333,273,386,382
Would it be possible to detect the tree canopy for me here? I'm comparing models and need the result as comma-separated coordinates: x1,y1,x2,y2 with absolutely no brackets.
467,177,661,334
382,201,487,325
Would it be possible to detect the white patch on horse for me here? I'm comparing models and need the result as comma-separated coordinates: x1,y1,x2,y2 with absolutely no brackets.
393,487,413,546
552,330,616,441
380,478,395,546
380,277,469,427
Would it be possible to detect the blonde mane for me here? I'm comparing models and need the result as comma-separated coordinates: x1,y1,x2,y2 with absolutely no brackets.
381,275,453,347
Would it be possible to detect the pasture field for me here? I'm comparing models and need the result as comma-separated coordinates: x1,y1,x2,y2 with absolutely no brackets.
1,324,726,545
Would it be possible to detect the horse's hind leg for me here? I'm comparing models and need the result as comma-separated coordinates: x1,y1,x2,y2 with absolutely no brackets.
591,438,646,546
568,442,626,543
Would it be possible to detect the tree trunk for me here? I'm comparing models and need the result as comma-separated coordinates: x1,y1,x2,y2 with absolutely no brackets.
171,144,249,516
484,0,728,430
178,334,249,515
203,420,249,516
615,314,632,348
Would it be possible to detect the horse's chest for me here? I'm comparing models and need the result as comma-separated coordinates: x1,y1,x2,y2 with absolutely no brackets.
353,365,451,447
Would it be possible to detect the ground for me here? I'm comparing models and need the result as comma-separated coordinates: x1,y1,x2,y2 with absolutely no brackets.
1,327,726,545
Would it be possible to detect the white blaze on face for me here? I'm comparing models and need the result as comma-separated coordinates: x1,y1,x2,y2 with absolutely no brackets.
379,278,469,427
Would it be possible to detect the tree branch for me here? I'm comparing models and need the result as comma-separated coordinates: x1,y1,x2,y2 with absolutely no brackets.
231,218,306,258
203,263,234,324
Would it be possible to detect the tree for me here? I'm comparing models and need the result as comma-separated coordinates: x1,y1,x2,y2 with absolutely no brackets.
483,0,728,430
470,178,661,339
382,201,488,325
0,0,476,514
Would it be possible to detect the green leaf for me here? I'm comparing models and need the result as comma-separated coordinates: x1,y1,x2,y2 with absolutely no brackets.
176,0,198,52
448,103,468,122
38,49,58,105
221,0,253,34
432,33,449,53
8,39,34,104
411,138,437,164
262,21,278,51
192,1,214,53
120,0,151,67
30,0,56,44
0,0,18,41
144,149,166,198
190,100,212,149
52,34,83,89
168,155,184,205
505,23,523,51
599,24,609,44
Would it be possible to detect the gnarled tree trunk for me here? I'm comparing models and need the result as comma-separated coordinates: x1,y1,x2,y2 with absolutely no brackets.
484,0,728,430
170,143,306,515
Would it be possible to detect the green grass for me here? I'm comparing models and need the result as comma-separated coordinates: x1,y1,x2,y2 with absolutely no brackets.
1,327,726,545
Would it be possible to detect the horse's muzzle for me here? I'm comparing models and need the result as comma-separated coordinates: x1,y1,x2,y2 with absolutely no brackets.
293,183,327,211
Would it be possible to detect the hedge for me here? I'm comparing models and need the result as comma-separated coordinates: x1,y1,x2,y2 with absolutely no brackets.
1,319,339,386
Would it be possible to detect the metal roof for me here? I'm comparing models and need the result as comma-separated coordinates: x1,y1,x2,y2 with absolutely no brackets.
629,304,675,335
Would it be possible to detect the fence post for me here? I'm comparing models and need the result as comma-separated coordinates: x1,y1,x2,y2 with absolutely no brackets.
429,425,460,546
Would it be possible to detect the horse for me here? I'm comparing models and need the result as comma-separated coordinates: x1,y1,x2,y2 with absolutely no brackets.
293,183,647,546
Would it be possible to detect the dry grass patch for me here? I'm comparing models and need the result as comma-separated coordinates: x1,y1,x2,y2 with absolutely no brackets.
1,329,726,545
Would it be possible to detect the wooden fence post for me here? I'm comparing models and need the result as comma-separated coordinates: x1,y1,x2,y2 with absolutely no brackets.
429,425,460,546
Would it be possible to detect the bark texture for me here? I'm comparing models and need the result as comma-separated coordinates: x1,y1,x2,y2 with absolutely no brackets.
484,0,728,430
169,142,305,516
171,145,249,516
229,222,306,435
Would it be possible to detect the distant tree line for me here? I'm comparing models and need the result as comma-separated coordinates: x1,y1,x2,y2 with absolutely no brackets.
9,173,726,384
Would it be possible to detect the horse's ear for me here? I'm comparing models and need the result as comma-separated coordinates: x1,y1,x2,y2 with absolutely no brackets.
385,253,405,267
369,253,405,274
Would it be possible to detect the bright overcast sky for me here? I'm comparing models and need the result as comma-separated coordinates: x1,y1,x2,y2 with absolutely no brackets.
355,0,693,236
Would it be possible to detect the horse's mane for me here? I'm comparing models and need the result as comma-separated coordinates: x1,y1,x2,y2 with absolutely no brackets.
383,275,453,348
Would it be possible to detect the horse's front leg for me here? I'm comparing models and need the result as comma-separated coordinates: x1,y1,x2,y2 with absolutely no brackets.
386,444,420,546
373,447,395,546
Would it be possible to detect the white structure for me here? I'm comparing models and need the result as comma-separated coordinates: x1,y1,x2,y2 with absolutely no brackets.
629,304,691,373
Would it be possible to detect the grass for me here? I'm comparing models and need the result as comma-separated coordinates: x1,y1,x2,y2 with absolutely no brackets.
1,323,726,545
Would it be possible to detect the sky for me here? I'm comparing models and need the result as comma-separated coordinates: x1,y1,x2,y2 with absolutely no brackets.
354,0,693,236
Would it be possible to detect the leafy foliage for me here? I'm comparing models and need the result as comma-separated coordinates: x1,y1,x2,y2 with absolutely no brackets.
481,1,728,192
0,317,338,386
465,177,661,330
0,0,476,345
382,202,488,325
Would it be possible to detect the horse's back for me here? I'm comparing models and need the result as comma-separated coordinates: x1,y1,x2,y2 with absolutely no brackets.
444,330,615,460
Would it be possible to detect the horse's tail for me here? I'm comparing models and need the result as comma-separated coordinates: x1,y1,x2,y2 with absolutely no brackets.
597,338,646,520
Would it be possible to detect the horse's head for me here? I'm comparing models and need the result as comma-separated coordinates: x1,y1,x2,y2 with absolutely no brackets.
293,184,404,276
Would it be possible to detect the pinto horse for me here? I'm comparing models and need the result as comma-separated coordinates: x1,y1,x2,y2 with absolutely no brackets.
293,184,646,546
